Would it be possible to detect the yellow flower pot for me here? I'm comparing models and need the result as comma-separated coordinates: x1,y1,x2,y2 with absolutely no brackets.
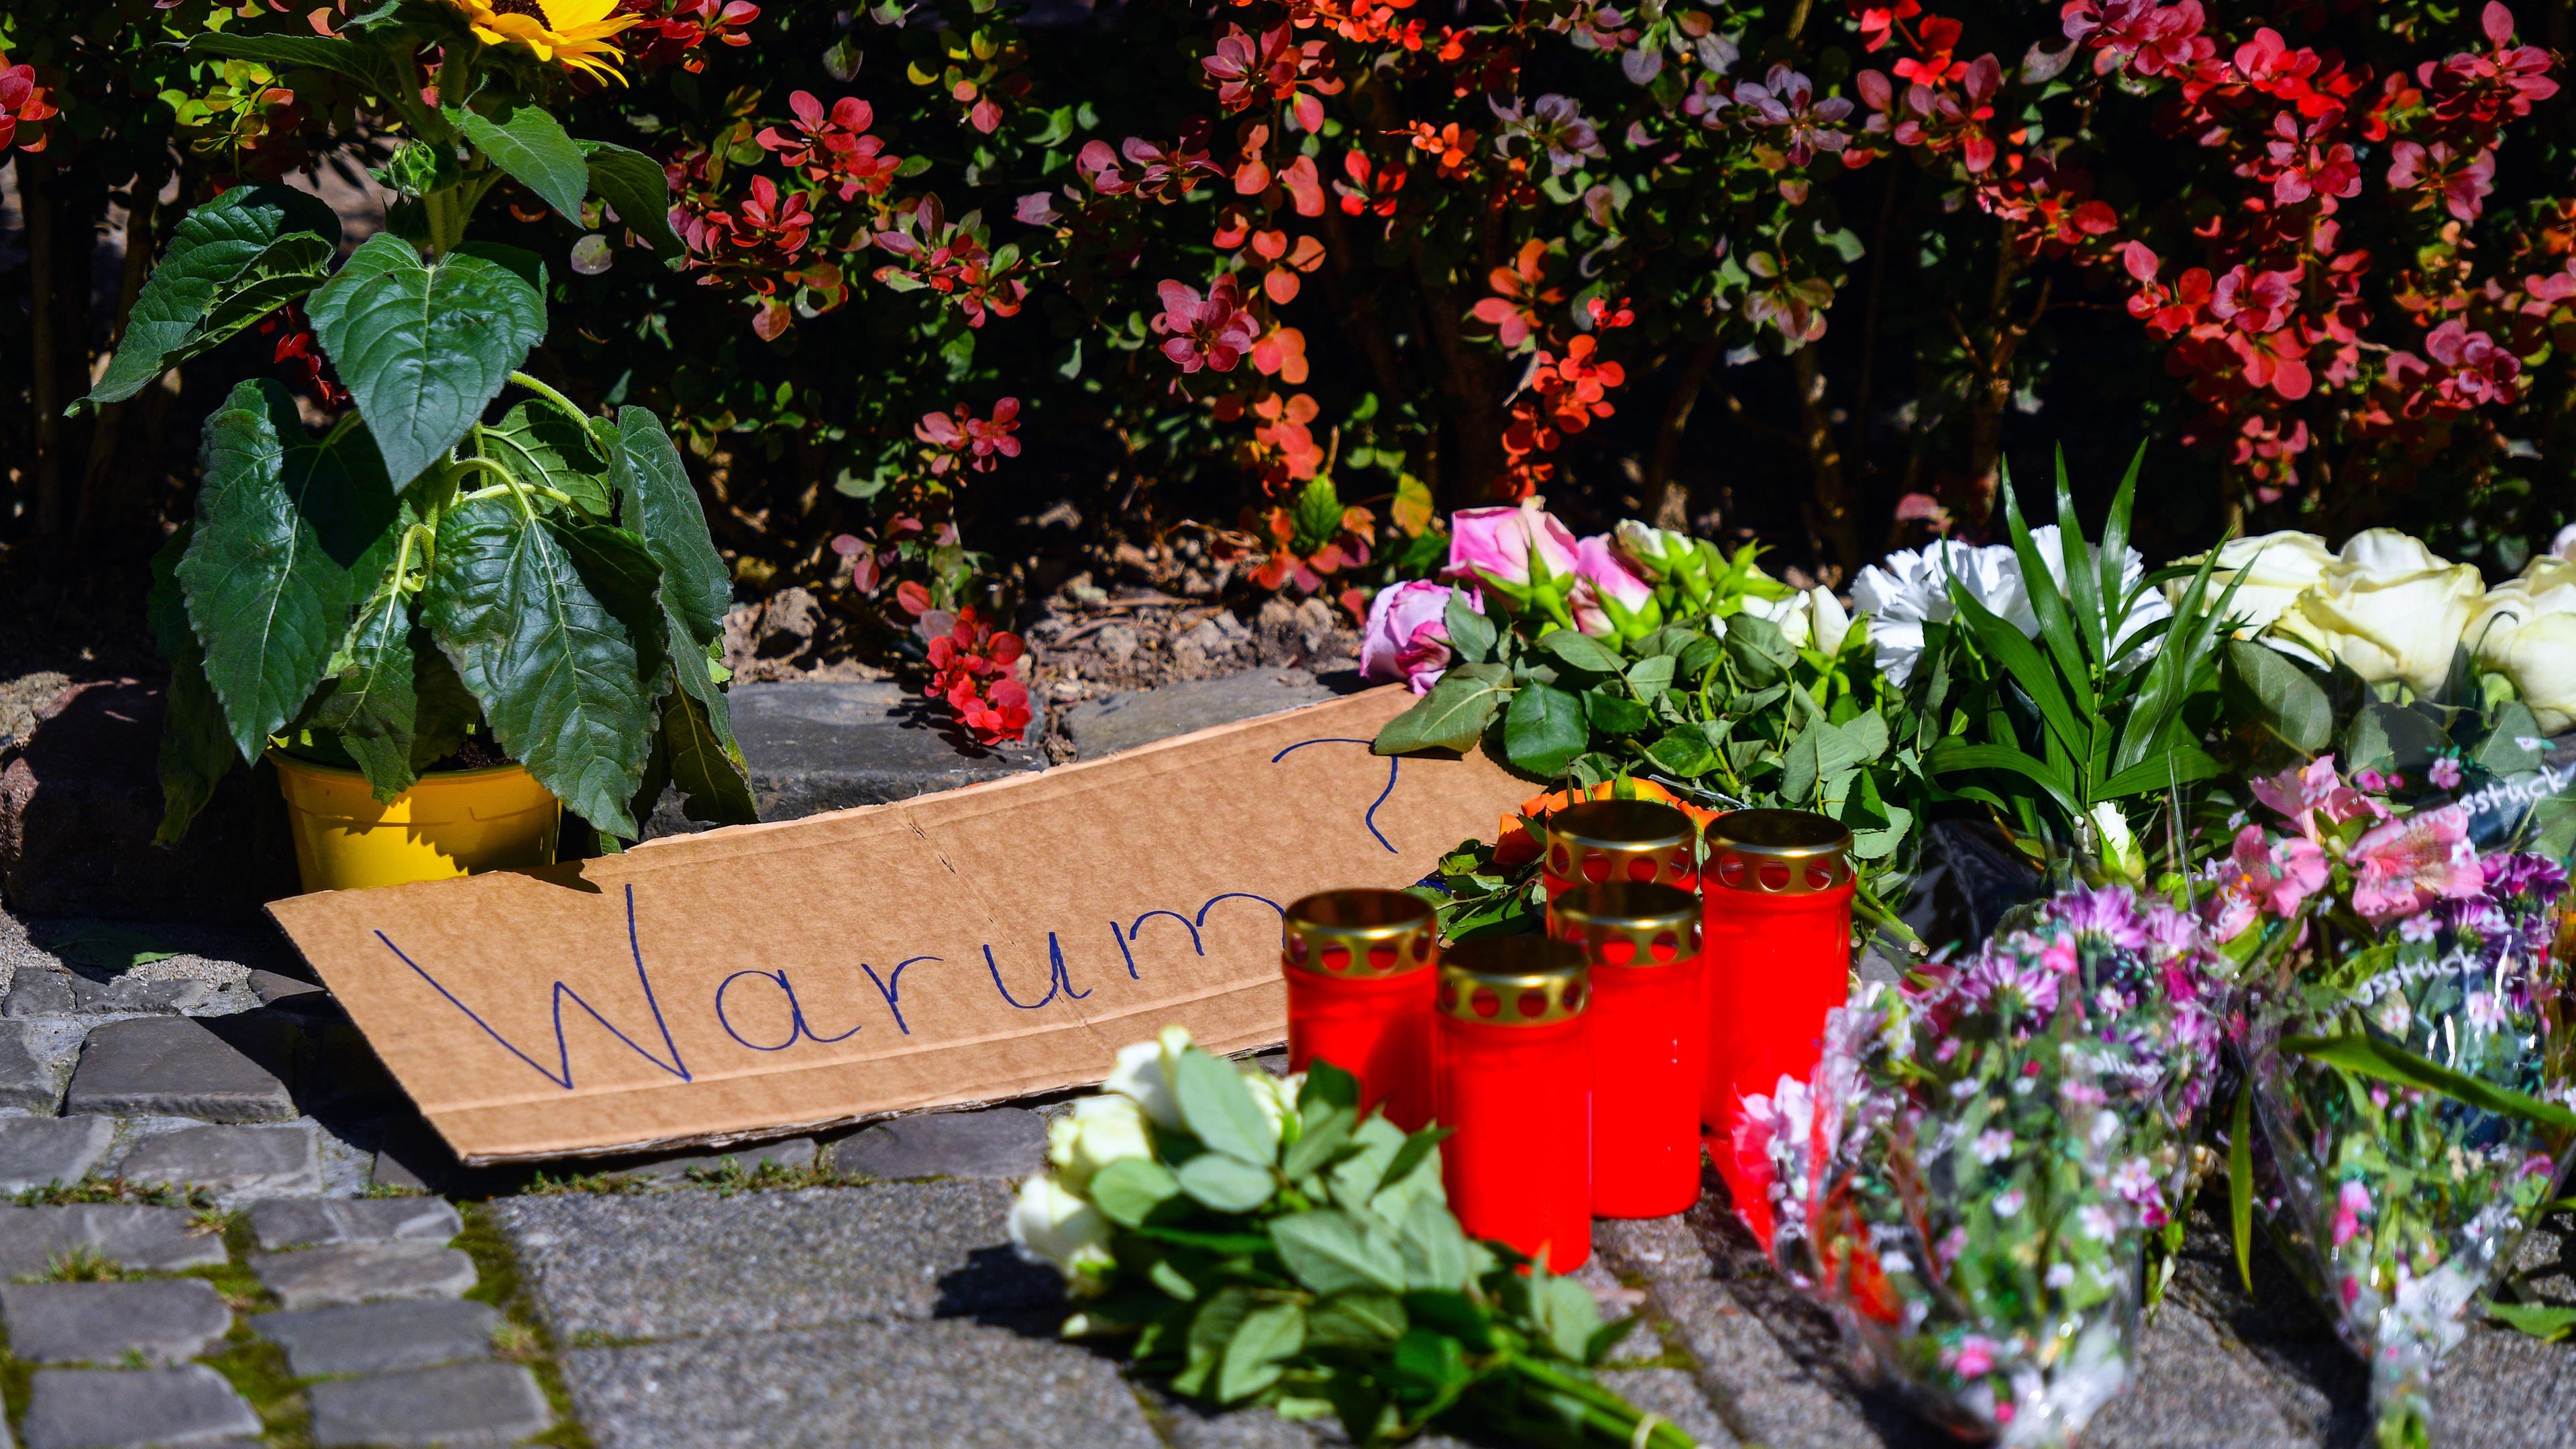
271,753,561,894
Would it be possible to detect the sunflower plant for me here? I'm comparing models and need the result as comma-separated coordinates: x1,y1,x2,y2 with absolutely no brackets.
78,0,755,846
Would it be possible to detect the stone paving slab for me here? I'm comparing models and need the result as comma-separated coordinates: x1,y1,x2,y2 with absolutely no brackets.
491,1181,1055,1340
62,1016,297,1122
0,1018,76,1112
828,1106,1046,1181
250,1241,478,1310
0,1280,231,1366
255,1298,506,1377
558,1318,1159,1449
246,1196,460,1251
598,1135,818,1184
116,1122,319,1199
0,1116,114,1192
0,1205,229,1276
305,1361,551,1448
20,1365,260,1449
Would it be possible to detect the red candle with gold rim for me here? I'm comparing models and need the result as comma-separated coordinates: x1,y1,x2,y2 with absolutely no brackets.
1539,800,1699,917
1282,890,1439,1130
1698,809,1854,1245
1550,881,1705,1218
1433,936,1592,1271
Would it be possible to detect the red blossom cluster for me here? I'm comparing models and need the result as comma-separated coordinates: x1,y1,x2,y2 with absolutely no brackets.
615,0,760,74
914,398,1022,475
0,55,57,154
258,303,346,409
922,606,1031,747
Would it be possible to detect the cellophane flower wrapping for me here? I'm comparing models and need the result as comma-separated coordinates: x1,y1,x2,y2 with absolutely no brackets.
1737,885,2231,1447
2221,756,2575,1449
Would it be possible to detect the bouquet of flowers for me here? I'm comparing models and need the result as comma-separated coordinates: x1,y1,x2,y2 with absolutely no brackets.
1735,885,2232,1446
2216,755,2575,1449
1008,1028,1695,1449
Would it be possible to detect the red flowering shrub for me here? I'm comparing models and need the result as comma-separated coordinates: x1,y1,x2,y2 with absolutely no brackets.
924,606,1031,747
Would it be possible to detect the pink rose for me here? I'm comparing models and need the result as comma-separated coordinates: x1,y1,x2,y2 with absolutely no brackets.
1569,534,1662,641
1446,500,1579,604
1360,580,1469,694
2332,1180,2371,1247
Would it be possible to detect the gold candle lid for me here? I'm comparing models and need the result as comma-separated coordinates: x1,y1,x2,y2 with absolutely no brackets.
1283,890,1438,978
1436,936,1588,1026
1543,799,1699,892
1550,881,1701,968
1705,809,1853,895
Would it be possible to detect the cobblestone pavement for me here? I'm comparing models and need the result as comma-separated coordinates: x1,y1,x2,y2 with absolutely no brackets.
0,904,2573,1448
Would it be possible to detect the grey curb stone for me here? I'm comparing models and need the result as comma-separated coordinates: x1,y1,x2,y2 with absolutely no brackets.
307,1362,551,1448
4,969,227,1018
1063,668,1342,759
255,1299,507,1377
21,1365,261,1449
248,1197,461,1251
0,1018,72,1112
0,1280,232,1366
0,1205,229,1276
491,1181,1055,1340
117,1122,319,1199
0,1116,115,1193
251,1242,479,1311
643,680,1046,836
62,1016,296,1123
606,1135,818,1184
828,1108,1046,1181
558,1319,1159,1449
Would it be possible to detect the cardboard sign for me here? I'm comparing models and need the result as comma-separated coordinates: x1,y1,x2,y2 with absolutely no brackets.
268,686,1527,1163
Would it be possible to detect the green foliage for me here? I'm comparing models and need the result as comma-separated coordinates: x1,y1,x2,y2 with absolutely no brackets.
82,11,755,843
1055,1046,1682,1449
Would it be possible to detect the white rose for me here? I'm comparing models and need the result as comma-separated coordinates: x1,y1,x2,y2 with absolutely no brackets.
2553,522,2576,564
1807,586,1853,655
2269,529,2485,698
1007,1175,1112,1285
1105,1024,1193,1128
1244,1069,1297,1147
1745,590,1813,648
1049,1093,1154,1190
2174,530,2333,636
2469,556,2576,733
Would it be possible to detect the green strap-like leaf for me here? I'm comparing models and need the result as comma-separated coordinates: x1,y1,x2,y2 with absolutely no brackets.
147,525,239,845
2051,451,2111,670
1997,478,2095,712
2282,1032,2576,1135
1923,739,2080,819
1947,584,2088,763
423,496,651,837
185,32,398,94
612,408,733,649
449,104,590,222
2096,741,2223,799
2229,1075,2255,1294
2098,444,2144,637
309,577,421,802
180,380,398,761
307,235,546,490
578,140,685,258
475,403,614,519
83,186,342,410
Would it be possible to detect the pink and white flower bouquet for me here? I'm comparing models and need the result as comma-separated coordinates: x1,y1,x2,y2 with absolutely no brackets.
1736,885,2233,1446
2217,755,2575,1449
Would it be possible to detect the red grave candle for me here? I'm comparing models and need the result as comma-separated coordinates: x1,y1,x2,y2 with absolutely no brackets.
1550,882,1705,1218
1539,800,1699,917
1699,809,1854,1246
1282,890,1439,1131
1433,936,1592,1271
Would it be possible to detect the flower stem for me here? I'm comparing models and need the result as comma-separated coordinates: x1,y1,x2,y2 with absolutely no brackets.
508,370,591,427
